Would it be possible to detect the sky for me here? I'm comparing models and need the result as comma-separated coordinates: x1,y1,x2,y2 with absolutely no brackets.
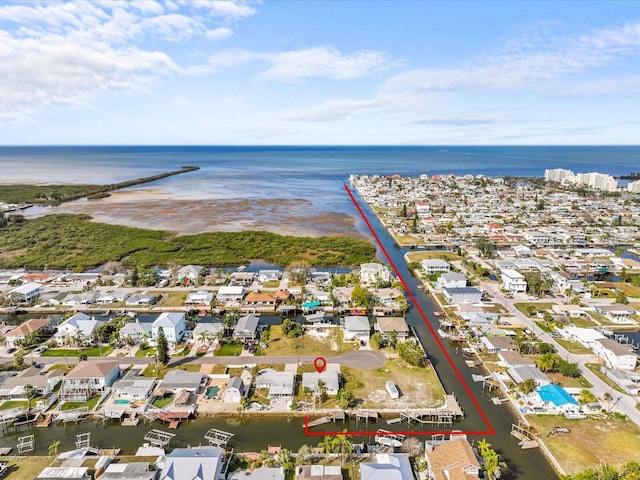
0,0,639,145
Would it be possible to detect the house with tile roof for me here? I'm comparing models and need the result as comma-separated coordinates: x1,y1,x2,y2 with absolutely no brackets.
4,317,52,348
424,437,481,480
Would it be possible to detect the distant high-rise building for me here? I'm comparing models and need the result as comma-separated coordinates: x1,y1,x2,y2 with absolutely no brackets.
544,168,575,182
628,180,640,193
575,172,618,192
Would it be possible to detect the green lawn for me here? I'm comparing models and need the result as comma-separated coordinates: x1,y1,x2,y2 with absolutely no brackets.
0,400,28,410
534,321,553,333
49,363,76,373
261,326,358,357
214,342,243,356
555,338,594,355
81,346,114,357
405,251,461,262
60,395,101,411
141,364,202,380
585,364,625,394
136,346,157,357
514,302,554,316
41,346,113,357
153,394,174,409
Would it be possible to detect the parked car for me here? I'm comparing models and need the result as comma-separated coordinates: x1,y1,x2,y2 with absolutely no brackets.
33,346,48,354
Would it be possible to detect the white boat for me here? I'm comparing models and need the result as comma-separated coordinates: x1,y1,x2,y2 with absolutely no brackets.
437,329,450,339
375,430,404,449
0,462,7,477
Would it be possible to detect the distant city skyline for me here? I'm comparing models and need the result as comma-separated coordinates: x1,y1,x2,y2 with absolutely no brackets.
0,0,639,145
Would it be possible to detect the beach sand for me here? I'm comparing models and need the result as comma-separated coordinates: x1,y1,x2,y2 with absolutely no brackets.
54,188,362,238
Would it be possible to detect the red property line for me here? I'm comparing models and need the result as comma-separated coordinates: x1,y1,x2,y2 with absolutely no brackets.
303,185,494,437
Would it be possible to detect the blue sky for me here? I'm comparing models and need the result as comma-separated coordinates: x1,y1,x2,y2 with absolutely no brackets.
0,0,638,145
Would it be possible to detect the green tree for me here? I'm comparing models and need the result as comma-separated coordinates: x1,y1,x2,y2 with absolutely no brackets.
519,378,536,394
475,235,496,258
14,351,24,368
281,318,304,338
478,439,507,480
536,352,558,373
615,290,629,305
370,331,384,349
395,341,425,367
351,285,373,308
578,389,597,405
156,326,170,367
336,389,355,409
48,440,61,456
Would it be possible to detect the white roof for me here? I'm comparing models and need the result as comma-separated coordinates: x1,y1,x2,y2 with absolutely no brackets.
360,454,413,480
153,312,185,328
344,316,370,331
218,285,244,295
9,282,42,294
160,447,224,480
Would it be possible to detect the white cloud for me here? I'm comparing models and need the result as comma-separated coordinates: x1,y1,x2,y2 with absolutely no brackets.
206,27,233,40
131,1,165,16
140,13,206,42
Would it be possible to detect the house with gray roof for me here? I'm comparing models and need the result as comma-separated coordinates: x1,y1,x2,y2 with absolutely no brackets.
224,377,246,403
443,287,482,304
119,321,150,344
111,375,157,401
152,312,186,344
0,366,64,398
302,365,341,395
437,272,466,289
100,462,157,480
375,317,410,342
295,465,343,480
255,369,295,398
343,316,371,341
421,259,451,275
126,293,157,306
161,370,206,393
508,365,550,387
54,312,104,345
234,314,260,340
359,453,413,480
230,467,284,480
160,446,225,480
60,360,120,402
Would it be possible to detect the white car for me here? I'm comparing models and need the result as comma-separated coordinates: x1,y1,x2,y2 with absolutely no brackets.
33,346,48,354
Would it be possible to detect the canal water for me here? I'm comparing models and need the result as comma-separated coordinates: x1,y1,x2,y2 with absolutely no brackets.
0,199,560,479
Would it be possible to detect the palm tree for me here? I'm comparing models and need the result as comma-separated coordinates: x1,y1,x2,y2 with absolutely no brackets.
24,384,35,415
197,331,211,346
48,440,61,456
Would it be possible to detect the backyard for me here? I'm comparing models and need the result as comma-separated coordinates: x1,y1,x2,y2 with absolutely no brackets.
261,326,358,357
528,415,640,475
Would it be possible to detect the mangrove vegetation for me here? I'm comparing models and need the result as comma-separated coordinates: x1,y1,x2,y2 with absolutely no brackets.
0,214,376,269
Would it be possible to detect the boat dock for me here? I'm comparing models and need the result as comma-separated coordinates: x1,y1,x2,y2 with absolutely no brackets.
36,413,53,428
386,395,464,426
305,410,347,428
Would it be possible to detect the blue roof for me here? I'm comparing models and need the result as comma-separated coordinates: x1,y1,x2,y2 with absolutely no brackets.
537,384,578,407
303,301,321,308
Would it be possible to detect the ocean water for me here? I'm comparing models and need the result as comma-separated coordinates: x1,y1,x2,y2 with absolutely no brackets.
1,146,638,236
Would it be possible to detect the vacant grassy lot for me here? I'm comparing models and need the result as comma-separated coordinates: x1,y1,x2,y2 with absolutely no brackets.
514,302,555,316
262,326,358,357
214,342,243,357
136,346,157,358
618,283,640,297
141,363,202,379
341,359,446,409
555,338,594,355
0,455,53,480
546,372,592,389
568,317,598,328
41,346,113,357
528,415,640,475
405,251,461,263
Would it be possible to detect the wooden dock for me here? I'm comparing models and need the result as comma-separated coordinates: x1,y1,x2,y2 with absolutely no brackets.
168,421,180,429
36,413,53,428
305,410,347,428
388,395,464,426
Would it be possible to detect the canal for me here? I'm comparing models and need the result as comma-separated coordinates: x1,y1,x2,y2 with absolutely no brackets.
0,199,560,480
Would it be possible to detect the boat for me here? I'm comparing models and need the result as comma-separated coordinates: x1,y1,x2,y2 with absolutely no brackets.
433,311,444,316
0,462,7,477
437,329,450,339
101,309,111,317
374,429,404,449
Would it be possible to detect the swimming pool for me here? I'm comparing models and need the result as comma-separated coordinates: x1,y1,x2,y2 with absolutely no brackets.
114,399,130,405
205,386,219,399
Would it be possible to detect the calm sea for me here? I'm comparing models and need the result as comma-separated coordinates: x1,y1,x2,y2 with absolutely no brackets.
1,146,638,236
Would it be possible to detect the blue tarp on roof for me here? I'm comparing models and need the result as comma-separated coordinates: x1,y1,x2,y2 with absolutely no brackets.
302,301,321,309
537,384,578,407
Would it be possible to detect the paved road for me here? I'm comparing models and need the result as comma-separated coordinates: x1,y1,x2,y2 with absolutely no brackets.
477,272,640,427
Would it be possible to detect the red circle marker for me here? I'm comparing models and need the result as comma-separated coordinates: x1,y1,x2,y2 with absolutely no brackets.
313,357,326,374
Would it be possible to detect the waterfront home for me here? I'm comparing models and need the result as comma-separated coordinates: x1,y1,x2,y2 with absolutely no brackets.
96,291,129,304
151,312,186,344
160,446,226,480
233,314,260,341
421,259,451,275
257,269,281,283
359,263,391,286
560,326,606,349
372,287,403,306
309,270,332,285
54,312,104,345
192,322,223,343
601,367,640,395
216,285,245,305
359,453,414,480
535,384,580,415
119,321,150,344
223,376,246,403
593,338,638,370
0,366,64,398
230,467,285,480
480,336,514,353
111,375,157,401
229,272,256,286
178,265,204,285
161,370,206,394
6,281,42,305
437,272,466,289
184,291,214,308
100,462,157,480
255,369,295,398
343,315,371,341
126,292,157,306
424,437,481,480
60,360,120,402
302,364,341,395
497,350,535,368
61,292,98,307
3,317,51,348
244,291,277,307
375,317,410,342
508,365,551,388
594,304,637,324
499,269,527,294
552,304,588,318
443,287,482,304
295,465,343,480
36,467,91,480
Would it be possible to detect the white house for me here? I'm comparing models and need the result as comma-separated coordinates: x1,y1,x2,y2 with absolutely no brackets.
536,384,580,414
223,377,245,403
125,293,157,306
360,454,413,480
255,369,295,398
61,292,98,307
593,338,638,370
257,270,281,283
359,263,391,286
178,265,204,284
421,259,451,275
59,360,120,402
437,272,466,289
595,304,637,324
500,269,527,294
302,364,341,396
0,366,64,397
160,447,225,480
7,282,42,305
425,437,481,480
343,316,371,340
111,376,156,401
54,312,104,345
152,312,186,344
184,291,214,307
443,287,482,304
216,286,245,304
119,321,150,344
